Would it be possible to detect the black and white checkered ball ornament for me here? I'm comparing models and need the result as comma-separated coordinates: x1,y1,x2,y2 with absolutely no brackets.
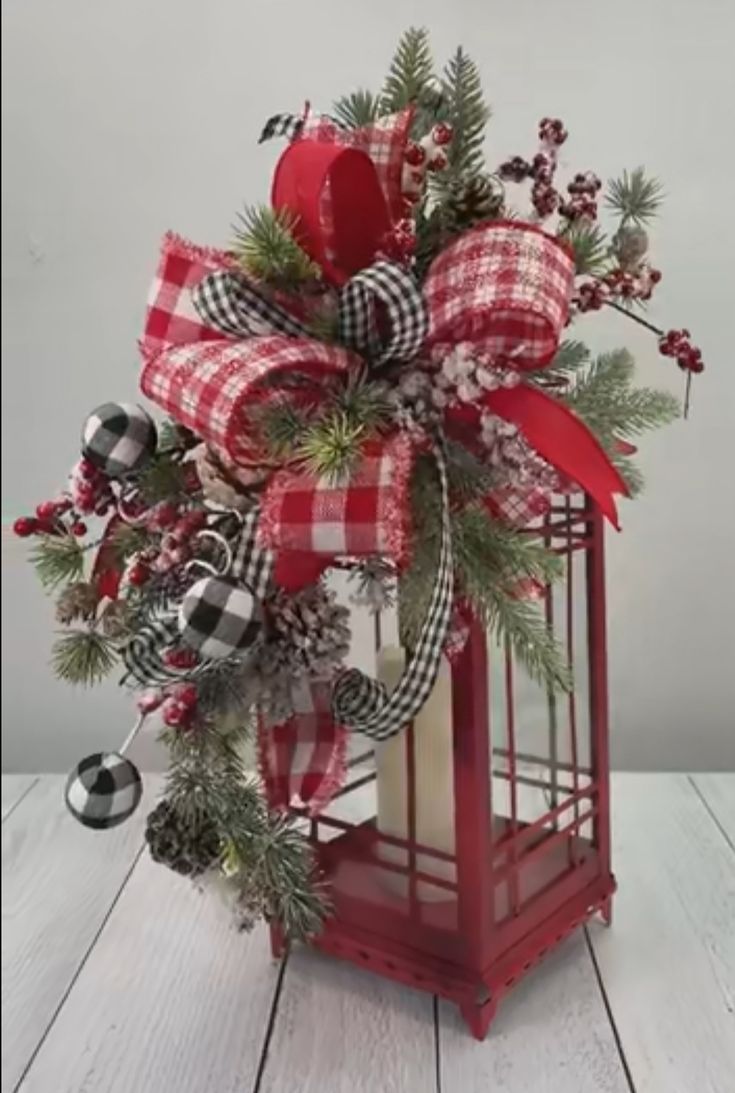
81,402,157,478
65,752,143,829
178,576,263,660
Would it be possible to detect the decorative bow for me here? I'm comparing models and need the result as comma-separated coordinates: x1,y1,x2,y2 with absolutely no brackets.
137,110,627,813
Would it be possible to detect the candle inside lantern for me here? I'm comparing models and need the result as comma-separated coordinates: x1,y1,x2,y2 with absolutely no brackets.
375,646,456,901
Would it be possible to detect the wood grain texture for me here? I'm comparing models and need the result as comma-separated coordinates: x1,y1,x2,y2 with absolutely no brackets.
1,776,38,822
691,774,735,846
589,773,735,1093
18,854,281,1093
2,775,153,1093
438,933,630,1093
259,947,437,1093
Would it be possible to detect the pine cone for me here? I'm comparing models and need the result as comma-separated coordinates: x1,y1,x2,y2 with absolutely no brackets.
612,225,649,271
55,582,99,625
99,600,133,639
145,800,221,878
446,174,504,230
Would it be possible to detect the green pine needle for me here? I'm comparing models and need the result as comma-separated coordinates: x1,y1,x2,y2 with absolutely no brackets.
233,205,321,287
332,89,380,128
380,27,437,112
606,168,664,226
561,222,610,276
564,349,680,440
256,400,310,460
332,376,392,432
110,522,150,565
530,340,592,391
51,629,117,686
298,414,366,482
31,535,85,591
138,454,187,504
437,47,491,184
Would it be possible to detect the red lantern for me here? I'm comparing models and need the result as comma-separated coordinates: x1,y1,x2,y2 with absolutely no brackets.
267,496,614,1040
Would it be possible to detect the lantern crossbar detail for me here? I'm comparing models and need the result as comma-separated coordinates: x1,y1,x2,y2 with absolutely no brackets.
268,497,615,1039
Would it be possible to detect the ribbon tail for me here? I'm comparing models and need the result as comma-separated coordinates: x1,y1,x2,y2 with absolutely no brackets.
485,386,629,528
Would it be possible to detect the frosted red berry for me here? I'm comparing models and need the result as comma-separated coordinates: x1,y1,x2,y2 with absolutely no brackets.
404,142,426,167
431,122,454,146
71,521,88,537
13,517,38,538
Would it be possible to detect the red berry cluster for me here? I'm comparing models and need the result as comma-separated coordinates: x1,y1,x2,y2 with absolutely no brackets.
573,279,609,313
127,505,208,586
573,265,663,314
138,681,199,728
379,218,417,265
658,329,704,373
538,117,568,146
70,458,115,517
401,122,453,212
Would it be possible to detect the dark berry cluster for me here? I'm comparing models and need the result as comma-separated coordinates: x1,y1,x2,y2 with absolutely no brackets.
659,329,704,373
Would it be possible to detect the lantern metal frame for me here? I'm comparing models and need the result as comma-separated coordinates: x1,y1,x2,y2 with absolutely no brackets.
268,497,615,1040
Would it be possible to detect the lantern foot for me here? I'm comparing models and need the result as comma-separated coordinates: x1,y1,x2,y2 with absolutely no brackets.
600,895,614,926
269,923,286,959
459,995,497,1041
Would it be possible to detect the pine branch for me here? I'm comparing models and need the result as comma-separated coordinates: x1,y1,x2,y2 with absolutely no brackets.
298,413,366,482
380,27,437,112
255,400,311,460
484,591,572,692
561,222,610,276
51,629,118,685
138,452,187,504
233,205,321,288
164,723,327,938
110,522,150,565
332,376,392,432
564,349,680,440
399,461,569,691
332,89,380,128
529,339,591,391
31,535,85,591
437,48,491,185
606,168,664,226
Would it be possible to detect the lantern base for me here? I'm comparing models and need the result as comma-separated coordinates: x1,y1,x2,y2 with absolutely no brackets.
272,819,615,1039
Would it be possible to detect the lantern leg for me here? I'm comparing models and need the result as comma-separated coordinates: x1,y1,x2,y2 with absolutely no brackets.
600,895,614,926
269,922,286,959
459,996,497,1041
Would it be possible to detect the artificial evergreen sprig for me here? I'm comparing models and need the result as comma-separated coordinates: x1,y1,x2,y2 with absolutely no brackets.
51,629,118,686
380,26,437,113
332,89,380,129
437,47,491,185
564,348,680,440
234,205,321,288
606,167,664,226
31,534,86,591
164,721,327,938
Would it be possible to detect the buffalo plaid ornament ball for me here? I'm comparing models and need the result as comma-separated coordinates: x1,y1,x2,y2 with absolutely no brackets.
178,576,263,660
65,752,143,829
81,402,157,478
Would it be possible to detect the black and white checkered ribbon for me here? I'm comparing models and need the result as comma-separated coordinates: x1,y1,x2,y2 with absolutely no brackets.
193,262,427,368
121,614,184,686
230,507,274,599
258,111,347,145
121,508,273,686
338,261,428,366
331,442,453,741
191,272,309,339
259,113,305,144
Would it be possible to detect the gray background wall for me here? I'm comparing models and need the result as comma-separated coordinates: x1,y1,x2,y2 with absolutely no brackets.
2,0,734,772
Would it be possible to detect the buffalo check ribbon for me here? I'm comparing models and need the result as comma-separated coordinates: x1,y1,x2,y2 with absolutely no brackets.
331,440,453,741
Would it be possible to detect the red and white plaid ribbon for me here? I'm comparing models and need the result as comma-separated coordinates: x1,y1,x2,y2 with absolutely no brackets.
258,679,346,815
424,221,575,369
258,433,415,566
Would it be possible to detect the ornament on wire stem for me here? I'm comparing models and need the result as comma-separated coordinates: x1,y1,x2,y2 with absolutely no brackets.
64,715,146,829
178,575,263,660
81,402,157,479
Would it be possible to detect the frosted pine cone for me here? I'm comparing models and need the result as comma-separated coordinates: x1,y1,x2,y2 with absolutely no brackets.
55,582,99,624
145,800,221,878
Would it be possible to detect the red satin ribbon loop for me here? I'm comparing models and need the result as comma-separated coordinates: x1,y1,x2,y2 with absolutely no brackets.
271,140,390,286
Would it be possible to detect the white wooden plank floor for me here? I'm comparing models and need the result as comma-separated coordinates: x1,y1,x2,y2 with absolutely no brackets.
1,773,733,1093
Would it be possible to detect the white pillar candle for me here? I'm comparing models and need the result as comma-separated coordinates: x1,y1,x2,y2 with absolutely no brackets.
375,646,456,901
